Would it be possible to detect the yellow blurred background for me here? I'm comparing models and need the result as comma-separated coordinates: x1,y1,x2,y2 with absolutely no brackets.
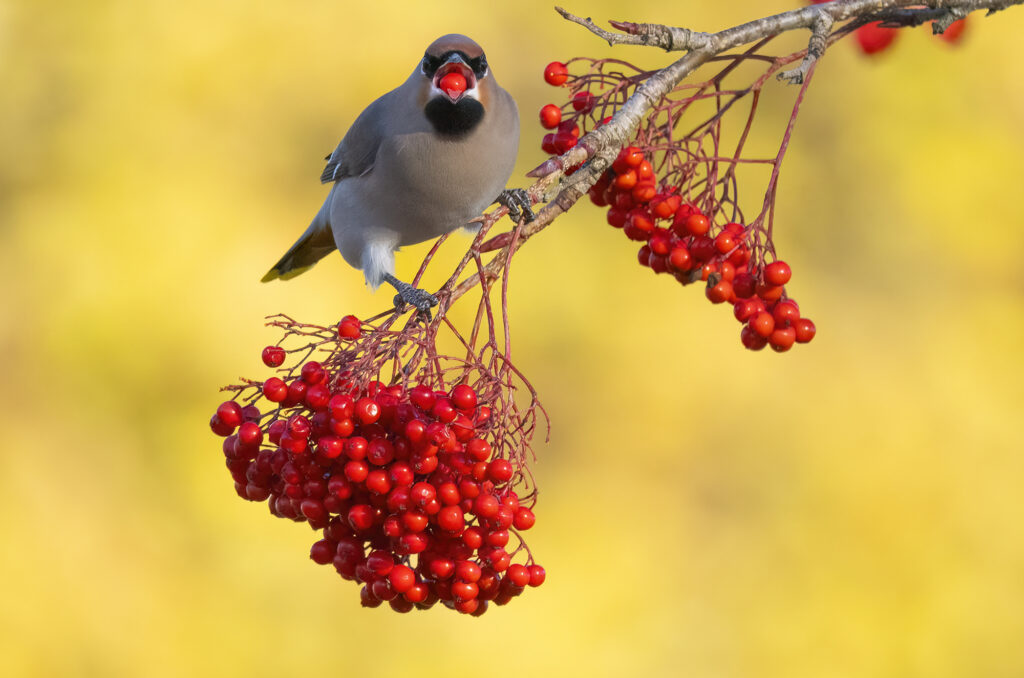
3,1,1024,676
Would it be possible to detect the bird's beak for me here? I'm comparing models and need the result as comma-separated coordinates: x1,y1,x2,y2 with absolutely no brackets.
433,54,476,103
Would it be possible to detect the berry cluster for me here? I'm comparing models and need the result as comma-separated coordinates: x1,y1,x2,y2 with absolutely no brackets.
539,63,816,352
212,316,544,615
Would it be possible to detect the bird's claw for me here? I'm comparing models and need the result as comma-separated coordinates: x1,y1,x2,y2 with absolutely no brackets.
497,188,536,224
393,288,439,315
384,273,438,317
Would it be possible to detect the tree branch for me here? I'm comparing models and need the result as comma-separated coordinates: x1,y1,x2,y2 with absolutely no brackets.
444,0,1023,304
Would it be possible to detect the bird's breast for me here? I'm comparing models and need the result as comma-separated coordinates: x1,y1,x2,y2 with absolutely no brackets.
367,124,519,244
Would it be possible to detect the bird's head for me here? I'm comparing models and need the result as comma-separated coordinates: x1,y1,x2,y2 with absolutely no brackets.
419,34,491,136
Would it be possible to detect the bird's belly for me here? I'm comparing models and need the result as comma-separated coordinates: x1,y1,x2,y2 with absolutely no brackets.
376,133,516,245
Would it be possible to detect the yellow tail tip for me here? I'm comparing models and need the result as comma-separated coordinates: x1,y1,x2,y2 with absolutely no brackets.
261,264,315,283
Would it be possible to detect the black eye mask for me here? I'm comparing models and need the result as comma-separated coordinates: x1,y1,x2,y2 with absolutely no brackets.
422,51,488,79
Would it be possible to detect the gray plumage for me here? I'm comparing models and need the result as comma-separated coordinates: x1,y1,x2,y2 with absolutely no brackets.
263,34,520,289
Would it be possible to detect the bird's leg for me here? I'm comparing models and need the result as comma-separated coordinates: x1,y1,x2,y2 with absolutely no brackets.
496,188,536,224
383,273,439,316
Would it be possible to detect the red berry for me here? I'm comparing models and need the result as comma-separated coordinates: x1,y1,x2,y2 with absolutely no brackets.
487,459,514,483
456,560,482,583
764,260,792,286
329,395,354,422
856,22,899,55
437,505,465,532
439,71,467,98
354,397,380,425
366,469,392,495
216,401,243,428
513,507,536,530
685,214,710,237
622,146,644,168
606,207,627,228
750,311,775,338
769,327,796,352
209,414,233,437
388,564,416,594
405,385,432,412
552,132,577,154
507,564,531,587
486,529,510,547
366,550,395,577
757,282,785,303
389,462,414,487
669,247,692,272
300,498,325,522
740,325,768,351
714,232,736,254
438,482,461,505
541,133,557,155
543,61,569,86
648,230,672,256
733,273,756,299
631,182,657,204
571,91,594,112
539,104,562,129
305,383,330,410
473,494,500,520
527,564,546,587
317,436,344,459
300,361,325,385
345,436,368,460
651,194,681,220
773,300,800,326
794,317,817,343
261,345,285,367
733,299,759,323
310,539,334,565
285,379,307,406
237,421,262,446
344,460,369,483
431,398,457,424
706,280,733,304
452,581,479,601
367,438,395,466
338,315,361,339
558,120,580,138
262,377,288,402
402,509,428,532
450,384,478,411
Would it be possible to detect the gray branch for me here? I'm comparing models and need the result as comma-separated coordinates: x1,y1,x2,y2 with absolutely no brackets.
778,9,833,85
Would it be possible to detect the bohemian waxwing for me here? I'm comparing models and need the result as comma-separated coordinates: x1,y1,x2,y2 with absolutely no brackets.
262,33,532,311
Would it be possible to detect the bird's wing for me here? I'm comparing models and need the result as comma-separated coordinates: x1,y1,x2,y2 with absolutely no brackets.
320,95,388,184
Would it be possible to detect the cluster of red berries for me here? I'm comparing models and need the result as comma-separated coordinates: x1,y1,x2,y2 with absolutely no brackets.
539,64,816,352
211,316,544,615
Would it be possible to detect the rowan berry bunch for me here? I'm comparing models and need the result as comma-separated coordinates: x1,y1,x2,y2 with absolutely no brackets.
537,57,818,351
213,300,546,614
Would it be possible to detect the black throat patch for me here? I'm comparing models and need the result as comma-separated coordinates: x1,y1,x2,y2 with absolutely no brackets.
424,97,485,137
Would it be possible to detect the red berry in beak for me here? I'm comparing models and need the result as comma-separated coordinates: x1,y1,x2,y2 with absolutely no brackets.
439,71,467,101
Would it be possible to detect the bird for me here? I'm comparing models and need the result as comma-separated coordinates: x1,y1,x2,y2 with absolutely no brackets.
261,33,533,312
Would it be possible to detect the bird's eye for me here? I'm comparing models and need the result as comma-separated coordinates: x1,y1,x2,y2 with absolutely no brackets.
470,55,488,78
421,55,441,76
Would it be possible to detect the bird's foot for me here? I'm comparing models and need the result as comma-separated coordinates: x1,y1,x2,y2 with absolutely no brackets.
383,273,439,317
497,188,536,224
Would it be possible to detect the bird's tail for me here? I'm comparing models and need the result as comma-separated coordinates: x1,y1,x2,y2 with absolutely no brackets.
261,200,335,282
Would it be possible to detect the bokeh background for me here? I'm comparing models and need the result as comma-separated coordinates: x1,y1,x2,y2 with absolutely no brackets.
3,1,1024,676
